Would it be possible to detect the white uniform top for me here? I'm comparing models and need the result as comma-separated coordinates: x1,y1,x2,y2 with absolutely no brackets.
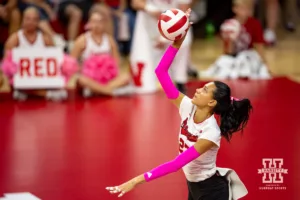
179,96,221,182
17,30,45,48
81,32,111,60
129,0,193,93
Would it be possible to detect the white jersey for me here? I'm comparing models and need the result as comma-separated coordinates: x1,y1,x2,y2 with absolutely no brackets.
130,0,192,93
179,96,221,182
81,32,111,60
17,30,45,48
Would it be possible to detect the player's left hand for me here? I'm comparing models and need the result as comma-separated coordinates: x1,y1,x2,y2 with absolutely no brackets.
106,180,136,198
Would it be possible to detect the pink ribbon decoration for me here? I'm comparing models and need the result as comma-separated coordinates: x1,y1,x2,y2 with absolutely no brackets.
231,96,240,101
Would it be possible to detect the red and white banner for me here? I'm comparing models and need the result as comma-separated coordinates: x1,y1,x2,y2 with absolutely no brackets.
130,11,167,94
12,47,65,89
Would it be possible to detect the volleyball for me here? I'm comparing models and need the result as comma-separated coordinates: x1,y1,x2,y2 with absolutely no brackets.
158,8,190,41
220,19,241,40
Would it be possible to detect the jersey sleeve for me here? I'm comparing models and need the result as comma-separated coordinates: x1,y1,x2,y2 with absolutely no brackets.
199,127,221,147
179,96,194,120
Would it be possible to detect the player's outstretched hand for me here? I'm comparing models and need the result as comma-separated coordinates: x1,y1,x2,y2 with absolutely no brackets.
106,174,145,198
173,8,193,49
106,180,137,198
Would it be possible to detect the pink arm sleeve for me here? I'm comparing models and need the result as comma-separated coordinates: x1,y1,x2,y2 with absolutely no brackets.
143,146,200,182
155,45,180,99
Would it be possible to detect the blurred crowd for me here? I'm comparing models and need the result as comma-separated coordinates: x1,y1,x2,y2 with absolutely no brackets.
0,0,137,56
0,0,299,101
0,0,298,55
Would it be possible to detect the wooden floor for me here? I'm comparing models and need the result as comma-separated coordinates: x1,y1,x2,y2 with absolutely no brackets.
190,29,300,82
0,78,299,200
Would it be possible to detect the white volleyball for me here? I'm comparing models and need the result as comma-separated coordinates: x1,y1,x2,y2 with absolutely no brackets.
158,8,190,41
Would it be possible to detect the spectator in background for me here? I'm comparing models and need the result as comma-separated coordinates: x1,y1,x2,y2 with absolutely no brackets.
264,0,298,45
4,7,53,53
263,0,279,45
71,9,133,97
122,0,136,55
201,0,271,80
101,0,130,55
4,7,67,101
0,0,21,34
282,0,298,32
18,0,65,47
101,0,137,56
89,3,114,35
102,0,126,25
0,0,21,78
57,0,93,52
130,0,193,94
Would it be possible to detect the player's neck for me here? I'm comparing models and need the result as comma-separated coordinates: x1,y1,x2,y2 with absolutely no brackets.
193,108,212,124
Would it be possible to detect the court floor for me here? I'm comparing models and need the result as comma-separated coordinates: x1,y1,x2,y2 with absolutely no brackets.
0,77,299,200
0,31,300,199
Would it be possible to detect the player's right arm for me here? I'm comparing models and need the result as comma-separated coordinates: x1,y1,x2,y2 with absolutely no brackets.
154,9,191,109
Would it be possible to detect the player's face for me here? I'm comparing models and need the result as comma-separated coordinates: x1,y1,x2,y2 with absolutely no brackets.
233,4,253,19
22,11,39,32
89,13,105,33
192,82,217,108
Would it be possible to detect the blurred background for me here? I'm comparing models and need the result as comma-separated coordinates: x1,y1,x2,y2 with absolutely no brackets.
0,0,299,199
0,0,299,94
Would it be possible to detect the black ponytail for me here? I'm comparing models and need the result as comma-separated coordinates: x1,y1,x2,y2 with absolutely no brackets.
213,81,253,142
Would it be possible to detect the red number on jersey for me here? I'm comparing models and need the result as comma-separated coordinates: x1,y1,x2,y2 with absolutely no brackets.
179,137,189,153
130,62,145,86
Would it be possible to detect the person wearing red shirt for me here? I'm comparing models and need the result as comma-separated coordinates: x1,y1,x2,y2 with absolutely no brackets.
103,0,120,7
201,0,271,80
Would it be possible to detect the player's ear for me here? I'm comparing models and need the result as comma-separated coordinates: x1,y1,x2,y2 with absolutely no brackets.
208,99,217,107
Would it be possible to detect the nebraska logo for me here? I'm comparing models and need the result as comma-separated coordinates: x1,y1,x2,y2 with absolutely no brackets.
180,118,198,142
258,158,288,190
130,62,145,87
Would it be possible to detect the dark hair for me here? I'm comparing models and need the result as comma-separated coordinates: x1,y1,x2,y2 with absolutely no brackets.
213,81,253,141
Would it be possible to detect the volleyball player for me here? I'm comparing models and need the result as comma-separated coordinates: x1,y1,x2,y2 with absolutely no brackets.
106,9,252,199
